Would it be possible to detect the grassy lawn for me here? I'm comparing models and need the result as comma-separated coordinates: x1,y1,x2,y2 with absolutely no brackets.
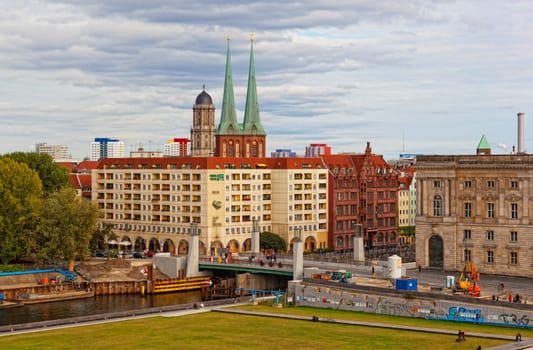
0,302,527,350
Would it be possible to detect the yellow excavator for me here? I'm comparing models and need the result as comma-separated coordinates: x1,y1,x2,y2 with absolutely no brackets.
453,261,481,297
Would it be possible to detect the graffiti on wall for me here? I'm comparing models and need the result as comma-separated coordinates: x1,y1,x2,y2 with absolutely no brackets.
447,306,484,322
295,284,533,329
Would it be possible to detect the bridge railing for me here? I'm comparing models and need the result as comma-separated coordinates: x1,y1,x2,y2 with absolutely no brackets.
199,256,293,270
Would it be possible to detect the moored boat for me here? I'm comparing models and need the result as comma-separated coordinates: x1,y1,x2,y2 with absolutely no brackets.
17,289,94,305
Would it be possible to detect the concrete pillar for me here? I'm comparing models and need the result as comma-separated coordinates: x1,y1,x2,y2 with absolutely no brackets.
293,239,304,281
186,223,200,277
251,219,260,255
352,226,365,262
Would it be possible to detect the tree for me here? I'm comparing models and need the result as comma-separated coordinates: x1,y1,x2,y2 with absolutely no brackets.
90,222,117,252
37,187,100,270
0,157,43,263
260,232,287,252
4,152,70,194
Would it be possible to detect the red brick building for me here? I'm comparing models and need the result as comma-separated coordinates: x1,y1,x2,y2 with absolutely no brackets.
321,142,399,252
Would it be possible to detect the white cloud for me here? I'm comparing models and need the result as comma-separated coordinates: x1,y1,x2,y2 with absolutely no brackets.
0,0,532,160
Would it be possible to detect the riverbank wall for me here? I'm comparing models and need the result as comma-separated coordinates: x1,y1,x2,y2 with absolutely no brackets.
289,279,533,329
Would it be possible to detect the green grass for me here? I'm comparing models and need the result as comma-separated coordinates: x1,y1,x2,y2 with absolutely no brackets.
0,302,527,350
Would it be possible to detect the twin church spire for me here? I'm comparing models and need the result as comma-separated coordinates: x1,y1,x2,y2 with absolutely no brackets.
215,35,266,158
217,36,266,137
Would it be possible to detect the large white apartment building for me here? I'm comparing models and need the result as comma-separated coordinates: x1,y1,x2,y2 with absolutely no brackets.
35,142,69,160
92,156,328,256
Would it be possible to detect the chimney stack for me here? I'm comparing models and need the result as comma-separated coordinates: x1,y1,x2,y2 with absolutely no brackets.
517,112,525,154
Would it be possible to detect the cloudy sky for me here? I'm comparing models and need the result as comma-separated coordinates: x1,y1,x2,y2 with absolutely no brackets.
1,1,532,160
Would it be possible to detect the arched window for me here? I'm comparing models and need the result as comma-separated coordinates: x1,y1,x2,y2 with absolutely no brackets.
433,195,443,216
336,236,343,248
228,141,234,157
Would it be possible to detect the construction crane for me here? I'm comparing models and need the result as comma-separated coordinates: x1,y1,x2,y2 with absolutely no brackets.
453,261,481,297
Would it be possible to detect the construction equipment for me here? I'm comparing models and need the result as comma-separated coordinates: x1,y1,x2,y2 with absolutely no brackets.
453,261,481,296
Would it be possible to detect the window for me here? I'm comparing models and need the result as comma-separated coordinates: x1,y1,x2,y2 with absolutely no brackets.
510,252,518,265
433,180,441,188
510,231,518,242
464,249,471,262
486,230,494,241
433,195,443,216
464,202,472,218
487,250,494,264
336,236,343,248
487,180,495,188
510,180,518,189
487,202,495,218
463,229,471,240
511,203,518,219
464,180,472,188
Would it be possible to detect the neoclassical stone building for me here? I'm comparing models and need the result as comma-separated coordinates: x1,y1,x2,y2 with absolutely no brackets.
415,153,533,277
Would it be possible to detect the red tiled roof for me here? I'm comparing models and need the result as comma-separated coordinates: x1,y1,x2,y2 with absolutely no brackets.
74,161,100,173
57,162,76,171
96,157,326,170
69,173,92,189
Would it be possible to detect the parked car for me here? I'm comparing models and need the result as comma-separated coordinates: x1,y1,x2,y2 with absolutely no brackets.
144,251,155,258
132,251,144,259
94,249,105,258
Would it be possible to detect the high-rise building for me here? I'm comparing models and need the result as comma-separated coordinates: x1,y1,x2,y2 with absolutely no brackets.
306,143,331,157
165,138,191,157
90,138,124,161
35,142,69,160
271,149,297,158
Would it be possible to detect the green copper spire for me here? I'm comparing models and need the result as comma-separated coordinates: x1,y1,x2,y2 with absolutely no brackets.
217,37,240,135
477,134,491,149
242,34,266,136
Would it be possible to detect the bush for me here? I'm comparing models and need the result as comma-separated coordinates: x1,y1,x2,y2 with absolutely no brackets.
0,264,24,273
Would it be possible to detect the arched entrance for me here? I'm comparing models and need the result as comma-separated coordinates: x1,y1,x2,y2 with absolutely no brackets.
304,236,316,252
134,237,146,252
242,238,251,252
227,239,239,253
428,235,444,268
210,240,224,256
148,238,160,253
177,239,188,255
162,239,176,254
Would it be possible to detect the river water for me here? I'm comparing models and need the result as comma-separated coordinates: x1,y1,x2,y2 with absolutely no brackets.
0,291,202,326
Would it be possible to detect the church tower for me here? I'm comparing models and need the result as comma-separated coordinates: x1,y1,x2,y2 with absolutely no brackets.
191,86,216,156
241,35,266,157
215,35,266,158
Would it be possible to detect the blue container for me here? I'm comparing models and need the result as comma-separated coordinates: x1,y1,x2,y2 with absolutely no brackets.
395,278,417,291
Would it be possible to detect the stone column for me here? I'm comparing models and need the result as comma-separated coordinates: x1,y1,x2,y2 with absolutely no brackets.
352,224,365,262
186,223,200,277
293,227,304,281
251,219,260,255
